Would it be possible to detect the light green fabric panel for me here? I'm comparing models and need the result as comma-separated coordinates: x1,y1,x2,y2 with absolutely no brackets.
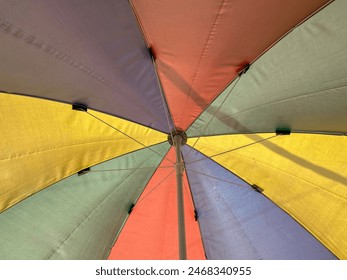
188,1,347,137
0,142,170,260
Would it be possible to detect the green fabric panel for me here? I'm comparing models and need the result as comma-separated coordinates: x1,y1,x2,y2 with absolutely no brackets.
0,143,170,260
187,1,347,137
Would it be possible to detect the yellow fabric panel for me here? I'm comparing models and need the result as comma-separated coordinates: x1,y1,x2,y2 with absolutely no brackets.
0,93,166,212
188,134,347,259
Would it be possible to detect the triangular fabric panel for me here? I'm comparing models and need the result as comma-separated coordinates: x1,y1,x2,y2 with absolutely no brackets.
0,0,171,132
0,142,170,259
187,0,347,137
132,0,330,130
108,147,205,260
183,145,336,259
0,93,167,212
187,133,347,259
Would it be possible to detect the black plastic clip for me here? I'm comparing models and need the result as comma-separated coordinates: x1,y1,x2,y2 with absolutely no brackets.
194,210,198,221
148,46,156,61
128,203,135,215
72,103,88,112
276,128,291,135
251,184,264,193
238,64,250,77
78,167,91,176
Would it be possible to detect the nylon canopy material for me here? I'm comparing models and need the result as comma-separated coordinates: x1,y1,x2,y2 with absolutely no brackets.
0,143,169,259
187,0,347,136
108,148,205,260
183,146,336,260
0,0,170,132
131,0,331,130
0,0,346,260
0,93,166,212
187,133,347,259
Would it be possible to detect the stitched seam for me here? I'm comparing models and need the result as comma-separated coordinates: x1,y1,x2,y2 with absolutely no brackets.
178,0,228,126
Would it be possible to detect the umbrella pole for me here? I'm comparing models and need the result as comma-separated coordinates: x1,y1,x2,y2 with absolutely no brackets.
173,134,187,260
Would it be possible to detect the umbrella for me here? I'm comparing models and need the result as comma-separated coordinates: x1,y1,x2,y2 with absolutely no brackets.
0,0,346,260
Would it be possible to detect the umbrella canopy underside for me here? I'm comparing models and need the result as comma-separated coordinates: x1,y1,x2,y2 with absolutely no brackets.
0,0,346,260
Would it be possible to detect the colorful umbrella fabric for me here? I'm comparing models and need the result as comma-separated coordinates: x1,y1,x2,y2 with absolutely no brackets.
0,0,346,260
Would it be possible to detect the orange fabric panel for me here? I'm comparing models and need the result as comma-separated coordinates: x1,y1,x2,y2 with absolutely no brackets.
108,147,205,260
131,0,330,130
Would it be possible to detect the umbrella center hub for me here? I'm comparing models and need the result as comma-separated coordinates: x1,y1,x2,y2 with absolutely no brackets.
168,130,187,146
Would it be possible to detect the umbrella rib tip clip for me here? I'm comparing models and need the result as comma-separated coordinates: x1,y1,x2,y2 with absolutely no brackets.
275,128,291,135
78,167,91,176
251,184,264,193
72,103,88,112
128,203,135,215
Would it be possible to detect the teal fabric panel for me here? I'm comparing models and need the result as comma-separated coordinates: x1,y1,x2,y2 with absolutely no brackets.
187,1,347,137
0,143,170,259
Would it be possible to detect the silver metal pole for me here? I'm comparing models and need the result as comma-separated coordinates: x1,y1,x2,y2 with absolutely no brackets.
173,134,187,260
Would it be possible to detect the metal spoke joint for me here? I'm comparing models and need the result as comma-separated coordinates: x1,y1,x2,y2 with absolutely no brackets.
168,130,187,146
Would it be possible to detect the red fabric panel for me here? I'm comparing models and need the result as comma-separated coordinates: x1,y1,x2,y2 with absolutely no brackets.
108,147,205,259
132,0,330,130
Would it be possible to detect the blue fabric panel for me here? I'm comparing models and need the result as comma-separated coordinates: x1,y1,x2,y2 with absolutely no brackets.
0,0,171,132
182,146,337,260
